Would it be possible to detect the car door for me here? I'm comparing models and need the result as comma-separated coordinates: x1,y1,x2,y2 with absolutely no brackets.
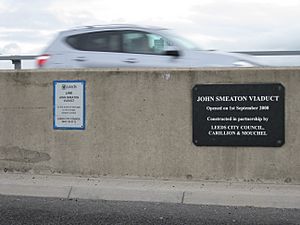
120,30,188,67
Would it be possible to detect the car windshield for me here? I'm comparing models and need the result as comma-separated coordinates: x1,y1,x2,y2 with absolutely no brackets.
160,30,202,51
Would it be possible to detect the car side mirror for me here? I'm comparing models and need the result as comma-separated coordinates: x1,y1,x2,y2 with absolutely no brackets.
164,46,180,57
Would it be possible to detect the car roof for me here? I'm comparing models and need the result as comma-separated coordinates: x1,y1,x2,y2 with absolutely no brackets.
59,24,168,36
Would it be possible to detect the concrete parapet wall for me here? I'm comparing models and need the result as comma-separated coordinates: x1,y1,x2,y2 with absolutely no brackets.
0,68,299,183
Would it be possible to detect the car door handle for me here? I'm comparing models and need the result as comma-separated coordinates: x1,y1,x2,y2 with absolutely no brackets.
123,58,138,63
74,57,86,62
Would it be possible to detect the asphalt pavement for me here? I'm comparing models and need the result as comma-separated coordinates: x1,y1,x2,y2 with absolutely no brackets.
0,195,299,225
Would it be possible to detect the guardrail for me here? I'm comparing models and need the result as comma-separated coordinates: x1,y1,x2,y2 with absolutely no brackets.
233,51,300,56
0,55,37,70
1,51,300,70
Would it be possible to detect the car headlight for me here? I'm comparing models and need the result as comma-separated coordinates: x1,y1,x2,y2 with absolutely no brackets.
232,60,256,67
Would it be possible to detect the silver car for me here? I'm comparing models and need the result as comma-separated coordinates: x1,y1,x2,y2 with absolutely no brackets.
36,24,261,68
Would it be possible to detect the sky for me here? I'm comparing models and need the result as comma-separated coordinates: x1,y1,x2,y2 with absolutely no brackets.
0,0,300,68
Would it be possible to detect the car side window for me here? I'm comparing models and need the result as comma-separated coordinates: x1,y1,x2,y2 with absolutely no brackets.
122,31,171,55
66,31,121,52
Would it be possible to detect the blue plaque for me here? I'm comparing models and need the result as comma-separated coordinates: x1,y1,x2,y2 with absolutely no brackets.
53,80,86,130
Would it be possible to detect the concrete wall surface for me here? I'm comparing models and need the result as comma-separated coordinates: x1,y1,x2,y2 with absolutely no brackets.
0,68,299,183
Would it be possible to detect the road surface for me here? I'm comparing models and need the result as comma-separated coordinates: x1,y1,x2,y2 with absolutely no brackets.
0,195,299,225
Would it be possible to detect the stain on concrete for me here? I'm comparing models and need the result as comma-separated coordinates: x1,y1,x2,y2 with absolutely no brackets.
0,146,50,163
186,174,193,180
284,177,292,183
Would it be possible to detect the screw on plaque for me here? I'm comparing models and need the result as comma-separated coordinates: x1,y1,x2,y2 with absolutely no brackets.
277,140,282,145
278,85,283,91
194,86,198,91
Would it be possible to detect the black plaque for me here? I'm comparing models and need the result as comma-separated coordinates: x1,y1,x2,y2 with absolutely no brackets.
192,83,284,147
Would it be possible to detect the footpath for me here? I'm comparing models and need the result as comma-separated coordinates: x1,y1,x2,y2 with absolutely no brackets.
0,173,299,209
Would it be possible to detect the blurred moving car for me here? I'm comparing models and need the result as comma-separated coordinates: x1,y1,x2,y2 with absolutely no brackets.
36,24,261,68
